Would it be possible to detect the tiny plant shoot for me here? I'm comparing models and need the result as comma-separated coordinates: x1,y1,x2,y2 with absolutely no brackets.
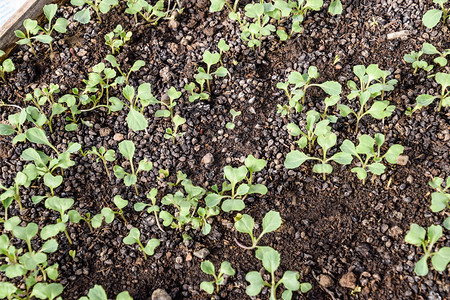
0,51,15,82
226,109,241,130
422,0,449,29
200,260,235,294
123,227,160,260
234,210,281,249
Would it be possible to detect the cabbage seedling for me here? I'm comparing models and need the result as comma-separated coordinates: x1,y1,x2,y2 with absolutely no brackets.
277,67,342,115
403,50,432,74
38,4,69,53
429,176,450,212
15,19,40,56
80,285,133,300
102,195,128,224
71,0,118,24
123,227,160,260
287,110,331,152
405,224,450,276
125,0,168,25
241,3,275,51
338,64,396,133
407,72,450,114
196,50,228,93
340,133,404,184
105,55,145,84
113,140,153,195
200,260,235,294
44,196,75,244
285,131,353,180
246,247,311,299
105,25,132,54
118,84,154,131
217,39,230,66
184,82,209,102
134,188,164,232
226,109,241,130
234,210,281,249
82,146,115,178
422,0,449,29
0,50,15,82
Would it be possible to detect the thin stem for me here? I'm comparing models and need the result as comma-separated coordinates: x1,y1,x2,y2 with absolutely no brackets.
64,228,73,244
154,210,165,232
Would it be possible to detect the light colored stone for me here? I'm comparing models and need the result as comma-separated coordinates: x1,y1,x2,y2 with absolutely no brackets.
339,272,356,289
113,133,124,142
201,153,214,166
151,289,171,300
193,248,210,259
318,274,333,288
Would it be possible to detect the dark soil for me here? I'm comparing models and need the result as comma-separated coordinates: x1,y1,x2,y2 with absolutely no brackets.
0,0,449,299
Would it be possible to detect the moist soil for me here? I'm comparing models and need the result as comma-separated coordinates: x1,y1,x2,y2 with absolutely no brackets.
0,0,449,299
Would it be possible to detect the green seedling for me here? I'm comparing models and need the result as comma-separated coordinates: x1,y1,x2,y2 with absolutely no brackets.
226,109,241,130
246,247,311,300
25,127,59,154
217,39,230,66
422,0,449,29
105,55,145,84
113,140,153,195
287,110,331,152
68,209,97,232
69,250,76,259
285,131,353,180
200,260,235,294
421,43,450,67
407,72,450,114
123,227,160,260
71,0,118,23
38,4,69,53
405,224,450,276
44,196,75,244
277,67,342,116
0,165,36,214
196,50,228,93
80,285,133,300
429,176,450,212
404,50,433,74
79,62,122,114
15,19,40,56
234,210,281,249
241,3,275,51
184,82,209,103
205,155,268,212
105,25,132,54
0,50,15,81
82,146,115,178
340,133,404,184
101,195,129,224
210,0,243,26
125,0,167,24
338,64,397,133
134,188,164,232
0,108,27,143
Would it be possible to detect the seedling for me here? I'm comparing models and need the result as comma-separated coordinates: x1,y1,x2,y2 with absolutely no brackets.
403,50,432,74
285,131,353,180
80,285,133,300
123,227,160,260
407,72,450,114
44,196,75,244
246,247,311,299
422,0,449,29
134,188,164,232
81,146,115,178
287,110,331,152
71,0,118,24
234,211,281,249
105,55,145,84
125,0,167,24
241,3,275,51
338,64,396,133
196,50,228,93
226,109,241,130
217,39,230,66
101,195,128,224
0,50,15,82
38,4,69,53
210,0,242,26
184,82,209,102
429,176,450,212
340,133,404,184
68,210,96,232
15,19,40,56
405,224,450,276
205,155,268,212
421,43,450,67
113,140,153,195
105,25,132,54
277,67,342,116
200,260,235,294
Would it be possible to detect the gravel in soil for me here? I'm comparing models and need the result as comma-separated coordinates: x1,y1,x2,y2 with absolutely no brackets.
0,0,449,299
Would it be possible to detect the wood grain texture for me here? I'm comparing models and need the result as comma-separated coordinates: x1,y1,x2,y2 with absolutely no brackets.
0,0,53,51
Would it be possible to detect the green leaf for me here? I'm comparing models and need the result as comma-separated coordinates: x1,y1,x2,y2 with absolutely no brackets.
422,43,440,55
0,282,17,299
300,282,312,293
384,145,404,164
427,225,442,245
54,18,69,33
34,34,53,44
118,140,135,160
338,104,353,117
124,174,137,186
422,9,443,29
74,9,91,24
113,195,128,209
43,173,63,190
329,152,353,165
305,0,323,10
261,211,281,235
430,192,449,212
223,165,247,186
328,0,343,15
405,223,426,246
280,270,300,291
203,51,220,66
318,81,341,96
209,0,226,12
41,239,59,253
116,291,133,300
45,196,74,216
284,151,310,169
86,285,107,300
13,222,38,243
221,199,245,212
245,155,267,173
123,227,140,245
235,214,254,235
435,72,450,91
31,283,63,300
431,247,450,272
25,128,52,147
155,110,170,118
443,216,450,230
245,271,264,296
313,163,333,174
414,255,429,276
261,247,280,273
40,223,65,240
144,238,160,256
127,108,148,131
201,260,215,275
123,85,135,101
218,39,230,52
220,261,235,276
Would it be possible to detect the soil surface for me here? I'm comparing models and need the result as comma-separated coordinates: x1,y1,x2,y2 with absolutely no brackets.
0,0,449,299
